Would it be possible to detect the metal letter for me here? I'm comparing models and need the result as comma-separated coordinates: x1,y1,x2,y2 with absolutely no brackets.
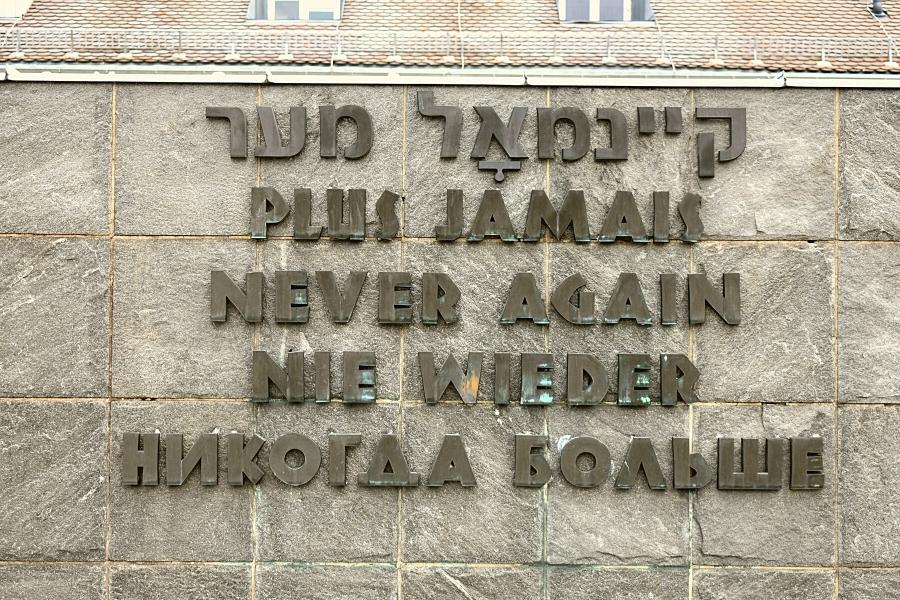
121,432,158,486
378,272,413,324
567,353,609,406
416,91,462,158
359,434,420,487
250,187,290,239
275,271,309,323
319,105,373,159
672,437,712,490
419,352,483,405
521,353,553,405
513,434,550,487
471,106,528,159
495,352,511,405
206,106,247,158
560,436,610,488
478,160,521,182
718,438,784,491
660,273,678,325
598,191,649,242
660,354,699,405
326,188,366,240
210,271,263,323
251,350,304,403
255,106,305,158
603,272,653,325
790,437,825,490
637,107,656,134
501,273,549,324
314,351,331,402
436,189,464,240
551,273,595,325
427,434,477,486
422,272,460,325
316,271,367,323
653,191,669,243
688,273,741,325
523,190,591,242
227,433,265,486
594,108,628,160
293,188,323,240
343,351,376,403
695,107,747,161
678,193,704,243
618,353,652,406
665,106,683,133
166,433,217,486
376,190,400,240
615,437,666,490
537,107,591,161
270,433,321,486
328,434,362,486
468,190,517,241
696,132,715,178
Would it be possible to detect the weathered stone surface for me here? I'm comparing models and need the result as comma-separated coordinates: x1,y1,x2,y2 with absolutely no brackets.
693,242,835,402
839,243,900,402
547,567,689,599
112,238,255,398
108,400,254,561
547,405,690,565
260,85,404,239
549,242,689,402
694,88,835,240
840,90,900,239
255,402,399,562
693,568,835,599
403,240,545,403
839,406,900,565
402,567,542,600
0,400,105,560
256,564,397,600
401,404,544,563
260,240,402,400
405,86,547,237
551,88,693,241
0,83,110,234
0,238,108,397
109,565,251,600
115,84,257,235
0,564,104,600
840,569,900,599
692,404,835,566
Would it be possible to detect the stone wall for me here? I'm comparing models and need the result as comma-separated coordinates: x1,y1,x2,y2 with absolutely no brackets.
0,82,897,599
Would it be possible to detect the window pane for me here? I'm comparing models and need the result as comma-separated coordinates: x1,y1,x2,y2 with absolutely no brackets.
309,10,335,20
274,0,300,20
599,0,624,21
631,0,654,20
565,0,590,21
247,0,268,19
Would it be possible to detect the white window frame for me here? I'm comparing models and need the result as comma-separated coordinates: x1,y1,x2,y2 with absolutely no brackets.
558,0,653,23
248,0,341,22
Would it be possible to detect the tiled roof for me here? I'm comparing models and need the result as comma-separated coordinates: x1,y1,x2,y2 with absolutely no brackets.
0,0,897,72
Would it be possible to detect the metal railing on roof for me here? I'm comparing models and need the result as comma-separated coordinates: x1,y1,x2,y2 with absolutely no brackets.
0,27,897,68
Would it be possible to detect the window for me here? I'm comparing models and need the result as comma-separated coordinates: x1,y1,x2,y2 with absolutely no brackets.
274,0,300,20
559,0,654,23
566,0,590,21
247,0,341,21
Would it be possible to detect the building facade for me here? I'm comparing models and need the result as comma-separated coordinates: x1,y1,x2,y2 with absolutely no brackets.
1,1,900,599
